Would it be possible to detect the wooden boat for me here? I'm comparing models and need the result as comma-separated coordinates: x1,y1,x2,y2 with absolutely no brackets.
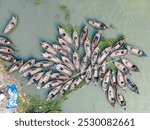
88,20,108,30
0,53,16,63
0,35,13,46
80,25,88,45
108,85,116,107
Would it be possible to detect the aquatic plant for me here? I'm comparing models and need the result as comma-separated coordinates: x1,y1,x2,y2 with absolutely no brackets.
59,4,71,22
35,0,42,5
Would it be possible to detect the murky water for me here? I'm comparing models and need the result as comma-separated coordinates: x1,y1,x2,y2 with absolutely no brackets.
0,0,150,112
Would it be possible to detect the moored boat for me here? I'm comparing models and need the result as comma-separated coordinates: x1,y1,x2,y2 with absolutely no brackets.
0,53,16,63
72,51,80,72
72,31,79,50
108,85,116,107
55,64,72,76
88,20,108,30
110,49,128,58
70,77,83,90
43,80,63,88
58,38,71,53
34,61,53,68
4,16,19,34
0,46,15,54
91,47,99,66
52,44,67,56
102,70,111,91
84,38,91,58
111,39,125,52
117,70,125,89
0,35,13,46
80,25,88,45
8,60,23,74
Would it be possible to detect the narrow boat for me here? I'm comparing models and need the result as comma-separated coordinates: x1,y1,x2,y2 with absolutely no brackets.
80,55,88,76
55,64,72,76
97,46,112,65
88,20,108,30
70,77,83,90
0,53,16,63
27,72,44,86
58,38,71,53
41,52,62,64
91,47,99,66
121,58,140,72
80,25,88,45
91,31,102,51
99,61,107,81
108,85,116,107
4,16,19,34
47,85,62,100
126,44,147,57
43,80,63,89
8,60,23,74
124,75,139,94
60,79,73,95
72,51,80,72
110,71,117,87
37,70,52,89
51,72,70,81
22,67,43,77
0,46,15,54
40,42,57,55
0,35,13,46
116,88,126,110
92,64,99,82
112,39,125,52
110,49,128,58
85,65,92,84
34,61,53,68
58,27,72,44
102,70,111,91
113,61,129,74
72,31,79,50
61,56,75,71
52,44,67,56
117,70,125,89
84,38,91,58
19,59,36,74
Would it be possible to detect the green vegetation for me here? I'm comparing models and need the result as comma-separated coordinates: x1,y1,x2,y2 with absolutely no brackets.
60,24,80,36
59,4,71,22
19,95,63,113
35,0,42,5
109,24,115,29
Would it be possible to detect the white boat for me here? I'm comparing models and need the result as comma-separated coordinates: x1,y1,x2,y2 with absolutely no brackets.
4,16,19,34
112,39,125,52
51,72,70,81
110,49,128,58
88,20,108,30
113,61,129,74
70,77,83,90
22,67,43,77
80,55,88,75
73,52,80,71
8,60,23,74
58,38,71,53
117,70,125,89
0,35,13,46
84,38,91,58
19,59,36,73
47,85,62,101
80,25,88,45
99,61,107,81
102,70,111,91
124,75,139,94
116,88,126,110
108,85,116,107
110,71,117,87
0,53,16,63
91,47,99,66
52,44,67,56
0,46,15,54
85,65,92,84
58,27,72,44
121,58,140,72
92,64,99,82
97,46,112,65
27,72,44,86
126,44,147,57
61,56,75,71
55,64,72,76
73,31,79,50
41,52,62,64
34,61,53,68
43,80,63,88
91,31,103,51
40,42,57,55
60,79,73,95
37,70,52,89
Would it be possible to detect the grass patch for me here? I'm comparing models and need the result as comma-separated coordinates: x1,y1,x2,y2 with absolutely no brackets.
35,0,42,5
59,4,70,22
